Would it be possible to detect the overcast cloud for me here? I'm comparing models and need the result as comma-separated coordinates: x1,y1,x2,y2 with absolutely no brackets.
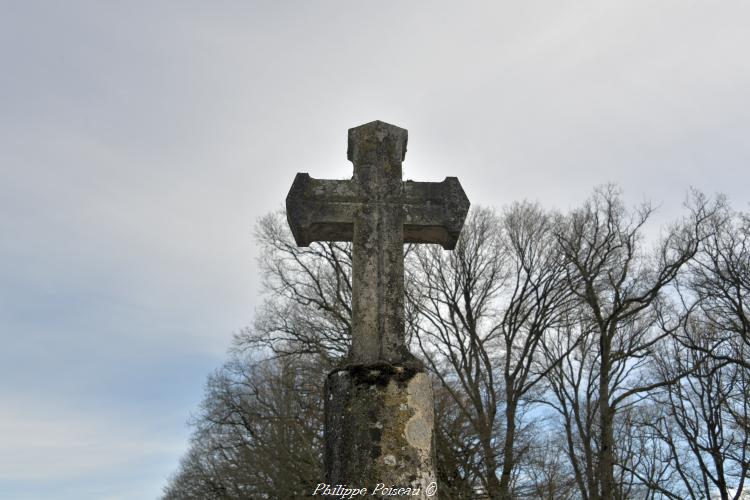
1,1,748,498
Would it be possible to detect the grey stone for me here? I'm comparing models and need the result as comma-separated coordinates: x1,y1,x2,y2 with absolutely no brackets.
325,365,437,498
286,120,470,364
285,121,470,498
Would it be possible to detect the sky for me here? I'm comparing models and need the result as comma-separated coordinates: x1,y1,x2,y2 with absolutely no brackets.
1,1,748,499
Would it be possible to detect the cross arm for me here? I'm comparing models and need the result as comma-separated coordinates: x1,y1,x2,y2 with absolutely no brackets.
403,177,470,250
286,173,358,246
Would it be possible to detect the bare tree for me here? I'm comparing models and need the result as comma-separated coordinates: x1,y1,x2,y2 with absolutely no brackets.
495,201,577,499
522,434,578,500
433,379,483,499
408,206,507,497
611,200,750,500
631,319,750,500
165,189,744,500
162,354,324,499
408,203,575,498
540,316,600,499
552,185,718,500
240,211,353,362
682,203,749,370
163,438,238,500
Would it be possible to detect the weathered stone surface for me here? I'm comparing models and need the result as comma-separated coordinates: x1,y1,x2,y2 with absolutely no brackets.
403,178,469,250
286,168,469,250
285,121,469,499
324,363,437,499
286,121,470,364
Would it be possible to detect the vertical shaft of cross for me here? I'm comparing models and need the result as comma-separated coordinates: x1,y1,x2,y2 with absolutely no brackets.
348,123,409,363
324,123,438,498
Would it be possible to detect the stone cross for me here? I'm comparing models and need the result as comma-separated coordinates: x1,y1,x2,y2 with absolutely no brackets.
286,120,469,364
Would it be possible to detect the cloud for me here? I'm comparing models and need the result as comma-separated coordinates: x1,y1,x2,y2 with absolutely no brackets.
0,394,188,500
0,398,178,481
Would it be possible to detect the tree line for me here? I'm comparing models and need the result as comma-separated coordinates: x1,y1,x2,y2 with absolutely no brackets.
163,185,749,500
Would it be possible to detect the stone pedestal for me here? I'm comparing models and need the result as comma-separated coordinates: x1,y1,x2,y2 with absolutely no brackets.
324,362,438,499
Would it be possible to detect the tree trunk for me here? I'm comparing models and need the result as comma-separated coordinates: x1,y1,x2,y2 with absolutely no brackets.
598,334,615,500
479,427,501,499
498,397,517,500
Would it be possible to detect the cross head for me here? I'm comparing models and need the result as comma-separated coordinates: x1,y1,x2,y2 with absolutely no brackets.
286,121,469,364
